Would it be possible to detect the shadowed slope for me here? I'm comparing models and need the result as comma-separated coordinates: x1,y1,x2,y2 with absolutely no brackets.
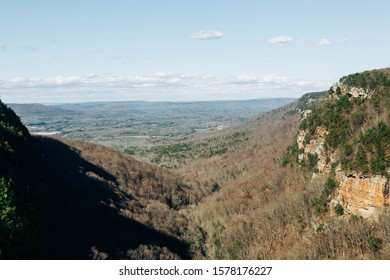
1,98,193,259
33,136,191,259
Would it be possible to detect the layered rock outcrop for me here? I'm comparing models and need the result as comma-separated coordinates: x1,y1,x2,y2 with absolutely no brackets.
331,82,369,99
297,126,332,173
297,83,388,220
333,172,389,220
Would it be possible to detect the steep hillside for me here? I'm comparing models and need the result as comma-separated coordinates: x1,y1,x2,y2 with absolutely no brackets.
293,69,389,219
179,69,390,259
0,100,38,258
1,100,196,259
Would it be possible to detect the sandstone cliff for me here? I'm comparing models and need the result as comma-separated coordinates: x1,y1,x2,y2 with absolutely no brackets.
295,73,389,220
332,171,389,220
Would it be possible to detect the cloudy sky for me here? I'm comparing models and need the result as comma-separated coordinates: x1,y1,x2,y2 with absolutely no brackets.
1,0,389,103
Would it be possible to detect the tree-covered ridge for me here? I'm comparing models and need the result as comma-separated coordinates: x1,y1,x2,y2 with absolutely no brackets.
0,99,32,173
297,69,390,176
296,91,328,112
0,100,30,139
0,100,38,259
1,100,29,144
339,69,390,89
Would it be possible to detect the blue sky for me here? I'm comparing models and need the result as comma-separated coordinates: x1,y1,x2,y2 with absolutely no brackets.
1,0,389,103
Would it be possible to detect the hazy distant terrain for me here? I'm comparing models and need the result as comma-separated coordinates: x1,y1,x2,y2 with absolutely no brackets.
10,98,294,163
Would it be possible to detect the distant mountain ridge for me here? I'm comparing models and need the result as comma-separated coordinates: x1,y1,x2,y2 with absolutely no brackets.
9,103,75,115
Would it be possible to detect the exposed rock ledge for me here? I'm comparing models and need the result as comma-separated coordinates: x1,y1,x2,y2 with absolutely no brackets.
331,82,370,99
333,171,389,220
297,126,333,173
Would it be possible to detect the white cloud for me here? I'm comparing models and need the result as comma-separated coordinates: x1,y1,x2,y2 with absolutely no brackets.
191,30,224,40
340,38,349,44
266,35,293,45
315,38,332,45
0,72,331,103
0,43,6,49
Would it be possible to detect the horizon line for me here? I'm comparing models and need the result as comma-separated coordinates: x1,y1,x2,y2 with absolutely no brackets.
6,97,298,106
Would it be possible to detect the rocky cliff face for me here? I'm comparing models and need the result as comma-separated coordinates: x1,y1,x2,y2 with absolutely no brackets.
297,125,332,173
332,171,389,220
297,81,389,220
330,82,369,99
